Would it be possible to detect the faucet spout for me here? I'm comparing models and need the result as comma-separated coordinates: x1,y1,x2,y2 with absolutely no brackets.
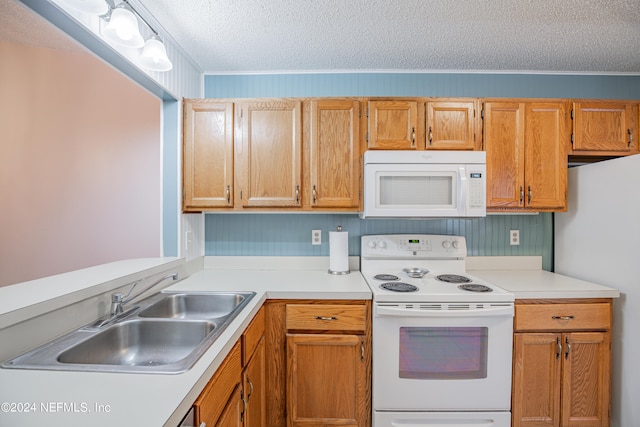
111,272,178,315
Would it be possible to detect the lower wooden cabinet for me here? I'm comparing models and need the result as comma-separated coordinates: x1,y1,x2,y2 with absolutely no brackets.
512,300,612,427
216,383,244,427
243,336,265,426
265,300,372,427
194,307,266,427
194,341,242,426
286,334,368,427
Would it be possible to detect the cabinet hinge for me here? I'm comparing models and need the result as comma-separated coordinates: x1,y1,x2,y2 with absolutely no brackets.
570,109,574,120
366,107,369,119
365,132,369,143
240,108,243,119
480,109,485,119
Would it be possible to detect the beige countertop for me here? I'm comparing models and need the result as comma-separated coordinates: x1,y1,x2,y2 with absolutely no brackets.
0,255,620,427
0,256,371,427
467,256,620,299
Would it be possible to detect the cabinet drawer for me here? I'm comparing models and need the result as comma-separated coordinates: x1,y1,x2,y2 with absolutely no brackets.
194,340,241,425
286,304,367,332
515,303,611,331
242,307,265,365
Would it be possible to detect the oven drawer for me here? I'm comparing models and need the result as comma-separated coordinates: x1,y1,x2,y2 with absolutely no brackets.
286,304,367,332
515,303,611,331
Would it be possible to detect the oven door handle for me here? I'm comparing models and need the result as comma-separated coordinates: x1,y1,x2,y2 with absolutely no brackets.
376,305,514,318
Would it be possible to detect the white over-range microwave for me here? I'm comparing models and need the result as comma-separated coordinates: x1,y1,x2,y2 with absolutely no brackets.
362,150,486,218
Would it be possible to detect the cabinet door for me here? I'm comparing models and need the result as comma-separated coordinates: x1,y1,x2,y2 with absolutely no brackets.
512,333,561,427
572,101,637,154
524,102,569,210
562,332,611,427
367,100,419,149
215,383,243,427
183,100,234,210
286,334,368,427
237,100,302,207
308,99,361,208
243,337,266,427
427,100,479,150
484,101,526,209
195,341,242,426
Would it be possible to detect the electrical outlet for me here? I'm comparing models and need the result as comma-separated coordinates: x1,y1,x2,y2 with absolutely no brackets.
312,229,322,245
510,229,520,246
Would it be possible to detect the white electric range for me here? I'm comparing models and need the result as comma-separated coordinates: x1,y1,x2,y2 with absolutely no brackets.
361,234,515,427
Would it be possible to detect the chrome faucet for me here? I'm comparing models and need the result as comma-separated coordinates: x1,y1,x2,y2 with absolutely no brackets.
110,272,178,315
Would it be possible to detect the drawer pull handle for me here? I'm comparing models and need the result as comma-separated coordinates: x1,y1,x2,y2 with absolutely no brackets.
315,316,337,321
552,315,575,321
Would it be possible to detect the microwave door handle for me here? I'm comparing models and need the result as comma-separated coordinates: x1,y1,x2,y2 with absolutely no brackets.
458,166,468,214
376,305,514,318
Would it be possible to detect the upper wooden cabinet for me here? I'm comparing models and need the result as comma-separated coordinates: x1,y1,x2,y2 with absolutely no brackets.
426,99,481,150
183,100,234,211
236,100,302,208
484,100,569,212
305,99,361,209
571,101,638,155
367,100,420,149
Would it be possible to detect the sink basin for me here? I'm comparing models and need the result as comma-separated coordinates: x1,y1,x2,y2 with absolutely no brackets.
2,291,256,374
138,292,252,319
58,319,215,366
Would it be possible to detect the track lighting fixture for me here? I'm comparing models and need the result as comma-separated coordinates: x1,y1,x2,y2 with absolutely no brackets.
57,0,173,72
102,2,144,48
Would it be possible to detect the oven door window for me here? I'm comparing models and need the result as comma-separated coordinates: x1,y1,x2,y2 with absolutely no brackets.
399,327,488,379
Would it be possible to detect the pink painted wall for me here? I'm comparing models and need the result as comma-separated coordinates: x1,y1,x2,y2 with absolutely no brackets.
0,40,162,287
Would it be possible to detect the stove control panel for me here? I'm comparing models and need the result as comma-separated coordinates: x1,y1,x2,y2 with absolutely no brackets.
361,234,467,259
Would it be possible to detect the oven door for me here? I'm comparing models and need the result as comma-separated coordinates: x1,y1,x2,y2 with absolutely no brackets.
372,303,513,411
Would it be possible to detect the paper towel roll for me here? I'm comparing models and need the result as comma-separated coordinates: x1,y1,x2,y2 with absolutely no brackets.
328,230,350,274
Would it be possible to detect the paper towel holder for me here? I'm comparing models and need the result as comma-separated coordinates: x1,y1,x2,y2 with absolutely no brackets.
328,225,350,275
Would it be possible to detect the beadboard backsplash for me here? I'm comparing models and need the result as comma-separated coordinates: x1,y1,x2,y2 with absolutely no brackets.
204,213,553,271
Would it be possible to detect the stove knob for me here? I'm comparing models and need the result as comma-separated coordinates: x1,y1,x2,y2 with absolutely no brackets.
378,240,387,249
367,240,376,248
452,240,459,249
442,240,451,249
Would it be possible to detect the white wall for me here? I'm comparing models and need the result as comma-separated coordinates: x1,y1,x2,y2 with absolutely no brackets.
0,40,162,286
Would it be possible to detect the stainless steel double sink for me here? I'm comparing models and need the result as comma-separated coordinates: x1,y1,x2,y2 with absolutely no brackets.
2,291,255,374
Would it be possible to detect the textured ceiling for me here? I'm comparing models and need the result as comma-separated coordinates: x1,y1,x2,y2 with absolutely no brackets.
2,0,639,74
137,0,640,74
